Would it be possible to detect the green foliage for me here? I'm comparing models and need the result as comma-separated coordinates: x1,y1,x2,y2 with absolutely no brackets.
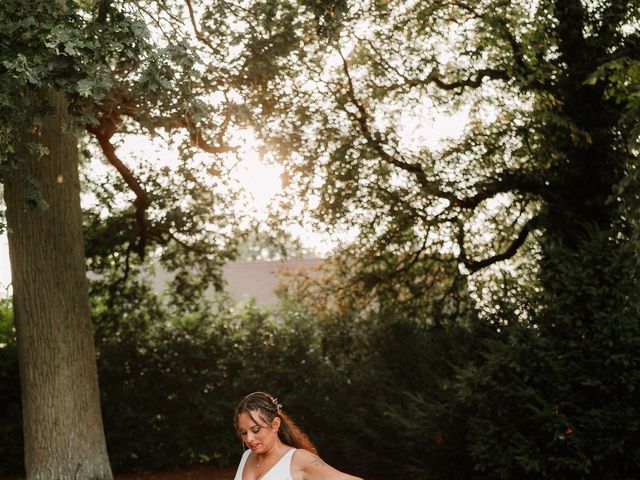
593,57,640,150
2,248,636,479
2,0,262,291
309,316,482,480
0,300,22,476
237,3,640,478
0,0,148,135
456,230,640,479
91,282,335,472
2,2,640,479
81,151,246,306
0,276,480,480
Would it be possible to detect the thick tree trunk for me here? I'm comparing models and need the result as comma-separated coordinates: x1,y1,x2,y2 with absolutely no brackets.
3,90,113,480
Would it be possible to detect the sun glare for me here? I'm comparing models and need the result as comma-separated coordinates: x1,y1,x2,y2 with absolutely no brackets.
227,129,284,217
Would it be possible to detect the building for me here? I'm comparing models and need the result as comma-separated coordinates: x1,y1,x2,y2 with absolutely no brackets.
222,258,324,306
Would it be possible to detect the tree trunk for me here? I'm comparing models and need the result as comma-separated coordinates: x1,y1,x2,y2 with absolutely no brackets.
3,90,113,480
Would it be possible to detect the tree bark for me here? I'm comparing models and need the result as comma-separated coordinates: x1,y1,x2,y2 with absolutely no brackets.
3,90,113,480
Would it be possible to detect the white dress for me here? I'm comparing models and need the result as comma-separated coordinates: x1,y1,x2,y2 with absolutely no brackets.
233,448,296,480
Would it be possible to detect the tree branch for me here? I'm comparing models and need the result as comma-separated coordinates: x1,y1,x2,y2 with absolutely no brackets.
461,216,538,273
338,48,548,214
86,117,151,260
176,112,237,155
393,236,429,276
424,67,510,91
146,224,219,256
337,48,459,203
454,171,548,209
184,0,220,54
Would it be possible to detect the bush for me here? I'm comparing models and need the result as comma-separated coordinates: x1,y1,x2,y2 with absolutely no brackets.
92,286,337,473
0,282,479,479
457,232,640,479
301,314,481,480
0,299,23,476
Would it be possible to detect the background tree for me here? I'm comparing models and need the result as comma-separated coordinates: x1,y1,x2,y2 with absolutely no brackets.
240,0,640,478
0,0,276,477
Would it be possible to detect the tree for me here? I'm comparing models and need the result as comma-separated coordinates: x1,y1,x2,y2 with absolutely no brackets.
3,0,639,477
0,1,267,477
235,0,640,477
3,89,114,479
246,0,638,286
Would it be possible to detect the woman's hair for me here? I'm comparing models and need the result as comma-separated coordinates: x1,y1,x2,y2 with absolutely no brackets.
234,391,317,454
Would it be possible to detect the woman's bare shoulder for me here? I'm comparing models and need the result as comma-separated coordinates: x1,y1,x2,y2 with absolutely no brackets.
291,449,363,480
291,448,327,468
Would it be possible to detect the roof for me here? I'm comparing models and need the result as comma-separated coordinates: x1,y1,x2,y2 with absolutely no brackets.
222,258,324,306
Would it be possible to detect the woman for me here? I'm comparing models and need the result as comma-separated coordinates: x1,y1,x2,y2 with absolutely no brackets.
233,391,363,480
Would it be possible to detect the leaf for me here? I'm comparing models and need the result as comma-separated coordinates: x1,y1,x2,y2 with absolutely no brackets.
582,72,599,86
76,79,94,97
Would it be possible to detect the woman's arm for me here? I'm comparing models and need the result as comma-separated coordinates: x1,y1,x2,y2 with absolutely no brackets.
292,449,364,480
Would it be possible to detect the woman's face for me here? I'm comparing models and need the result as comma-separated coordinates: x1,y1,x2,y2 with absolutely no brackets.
237,409,280,453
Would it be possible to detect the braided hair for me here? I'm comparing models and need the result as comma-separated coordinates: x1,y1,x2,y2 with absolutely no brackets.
234,391,317,454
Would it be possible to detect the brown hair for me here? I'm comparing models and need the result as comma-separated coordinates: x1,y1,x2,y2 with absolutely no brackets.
234,391,317,454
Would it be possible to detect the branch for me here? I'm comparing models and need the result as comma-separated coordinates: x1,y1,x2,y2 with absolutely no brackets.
365,36,510,93
171,112,237,155
338,48,548,213
454,171,548,209
184,0,220,54
424,67,510,91
86,118,151,260
393,236,429,276
337,48,458,203
461,216,538,273
146,224,219,256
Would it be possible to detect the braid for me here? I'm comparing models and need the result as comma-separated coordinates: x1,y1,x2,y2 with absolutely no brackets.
234,392,317,454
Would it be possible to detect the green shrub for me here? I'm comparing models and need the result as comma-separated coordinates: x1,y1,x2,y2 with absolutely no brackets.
298,314,481,480
93,287,336,473
0,299,23,476
0,283,478,479
457,232,640,479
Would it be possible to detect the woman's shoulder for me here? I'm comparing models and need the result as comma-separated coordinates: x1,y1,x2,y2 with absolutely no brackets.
291,449,364,480
233,449,253,480
290,449,327,472
291,448,317,463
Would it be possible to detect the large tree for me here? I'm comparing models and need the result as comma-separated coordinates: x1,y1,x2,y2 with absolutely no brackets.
0,0,269,477
3,88,115,479
234,0,640,477
243,0,638,293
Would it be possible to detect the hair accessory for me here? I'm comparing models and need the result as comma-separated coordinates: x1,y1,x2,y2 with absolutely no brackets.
271,396,283,412
243,391,283,413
